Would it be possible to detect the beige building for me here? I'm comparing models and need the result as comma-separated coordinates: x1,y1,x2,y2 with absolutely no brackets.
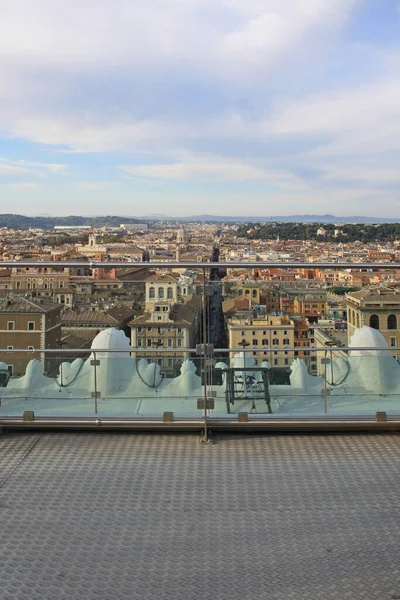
346,286,400,357
131,271,202,375
293,290,327,319
130,297,201,376
227,314,295,367
0,297,62,376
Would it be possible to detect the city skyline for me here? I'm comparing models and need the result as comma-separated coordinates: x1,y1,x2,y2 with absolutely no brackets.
1,0,400,216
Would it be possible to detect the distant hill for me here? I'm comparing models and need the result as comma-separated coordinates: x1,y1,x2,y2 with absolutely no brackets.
0,214,143,230
142,214,400,224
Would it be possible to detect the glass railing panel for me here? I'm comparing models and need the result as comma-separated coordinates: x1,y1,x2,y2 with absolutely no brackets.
93,350,205,419
324,349,400,417
0,349,96,418
212,349,324,416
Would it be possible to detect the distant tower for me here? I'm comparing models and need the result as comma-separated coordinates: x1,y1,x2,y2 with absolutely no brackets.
88,234,98,248
176,246,181,262
142,249,150,263
177,227,188,244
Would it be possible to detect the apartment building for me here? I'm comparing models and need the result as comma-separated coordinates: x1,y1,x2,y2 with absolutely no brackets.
237,283,280,313
346,286,400,358
0,297,62,376
292,317,313,372
293,290,327,321
131,271,202,375
227,313,295,367
130,296,202,375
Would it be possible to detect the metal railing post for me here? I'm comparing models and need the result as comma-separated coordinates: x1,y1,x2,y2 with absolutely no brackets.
93,351,99,415
323,349,328,414
201,267,209,443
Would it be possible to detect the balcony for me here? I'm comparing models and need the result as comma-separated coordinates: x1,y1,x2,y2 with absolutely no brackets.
1,260,400,598
0,259,399,433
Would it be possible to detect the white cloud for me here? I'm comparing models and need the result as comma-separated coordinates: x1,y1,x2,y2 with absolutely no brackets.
0,157,68,178
321,166,400,185
2,0,400,216
0,0,358,72
118,154,304,188
0,164,40,177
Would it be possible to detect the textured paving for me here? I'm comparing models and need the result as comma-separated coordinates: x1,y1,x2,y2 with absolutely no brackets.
0,431,399,599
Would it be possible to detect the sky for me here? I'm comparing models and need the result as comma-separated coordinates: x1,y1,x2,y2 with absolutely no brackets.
1,0,400,217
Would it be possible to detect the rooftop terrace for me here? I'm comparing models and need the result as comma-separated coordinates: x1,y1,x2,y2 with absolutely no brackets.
1,431,399,600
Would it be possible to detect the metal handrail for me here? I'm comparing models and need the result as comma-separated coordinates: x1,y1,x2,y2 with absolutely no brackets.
0,346,398,353
1,260,400,269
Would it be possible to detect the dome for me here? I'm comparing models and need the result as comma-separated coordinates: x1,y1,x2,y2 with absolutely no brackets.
349,326,389,356
91,327,131,357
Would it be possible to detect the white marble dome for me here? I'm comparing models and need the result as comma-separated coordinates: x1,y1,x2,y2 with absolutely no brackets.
349,326,389,356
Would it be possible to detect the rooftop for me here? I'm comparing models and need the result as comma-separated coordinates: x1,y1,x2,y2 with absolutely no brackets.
0,296,60,313
1,431,398,600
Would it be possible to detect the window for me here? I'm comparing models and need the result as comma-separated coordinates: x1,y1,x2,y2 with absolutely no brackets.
177,338,182,347
167,287,173,299
273,330,277,335
262,339,268,346
241,331,246,336
7,321,14,331
177,328,182,333
262,331,266,335
149,287,155,299
369,314,379,330
252,339,258,345
147,327,152,332
28,321,35,331
7,346,13,350
147,338,152,347
137,327,142,333
272,338,279,345
137,339,142,347
7,365,13,376
157,316,162,321
284,358,289,365
388,314,397,330
157,327,162,334
390,338,396,347
284,330,287,335
252,331,256,336
158,287,164,298
168,339,173,347
28,346,34,351
274,359,278,365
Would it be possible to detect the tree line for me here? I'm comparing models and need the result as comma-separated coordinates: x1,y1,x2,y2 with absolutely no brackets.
237,222,400,243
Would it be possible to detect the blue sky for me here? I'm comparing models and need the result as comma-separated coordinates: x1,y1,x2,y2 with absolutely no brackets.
1,0,400,217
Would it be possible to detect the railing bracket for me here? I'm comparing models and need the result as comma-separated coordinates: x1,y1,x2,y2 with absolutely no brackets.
163,412,174,423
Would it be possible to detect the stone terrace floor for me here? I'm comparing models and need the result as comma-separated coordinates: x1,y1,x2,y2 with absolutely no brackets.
0,431,399,600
